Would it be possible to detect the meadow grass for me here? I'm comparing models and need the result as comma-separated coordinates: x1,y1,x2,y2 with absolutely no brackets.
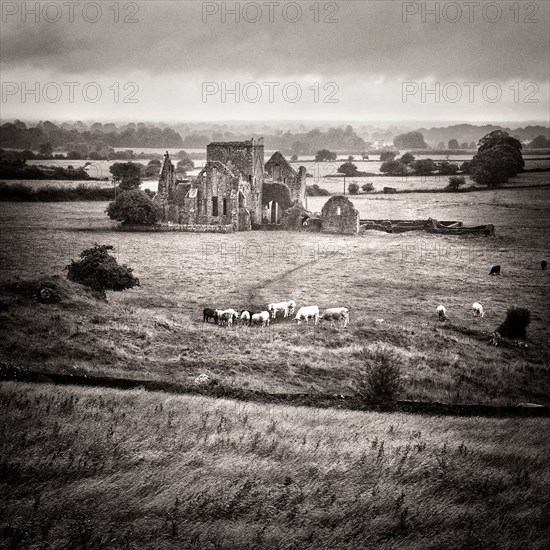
1,381,549,550
1,187,549,405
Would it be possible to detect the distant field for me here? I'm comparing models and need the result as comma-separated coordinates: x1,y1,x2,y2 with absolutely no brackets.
19,154,550,187
3,170,549,196
1,186,549,405
1,382,548,550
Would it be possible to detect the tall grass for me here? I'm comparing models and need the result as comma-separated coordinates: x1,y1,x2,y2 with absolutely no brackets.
0,382,548,549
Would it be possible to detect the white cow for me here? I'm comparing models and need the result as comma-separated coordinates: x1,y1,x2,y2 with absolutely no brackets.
472,302,485,318
267,300,295,319
218,309,238,327
436,305,447,321
294,305,320,325
321,307,350,328
251,311,270,327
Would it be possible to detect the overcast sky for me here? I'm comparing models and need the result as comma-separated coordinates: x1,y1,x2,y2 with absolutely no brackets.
1,0,549,123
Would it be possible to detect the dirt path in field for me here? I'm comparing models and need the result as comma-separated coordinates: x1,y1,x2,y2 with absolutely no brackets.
243,257,321,308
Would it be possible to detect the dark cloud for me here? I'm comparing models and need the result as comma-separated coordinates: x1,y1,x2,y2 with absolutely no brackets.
1,1,548,122
1,1,548,80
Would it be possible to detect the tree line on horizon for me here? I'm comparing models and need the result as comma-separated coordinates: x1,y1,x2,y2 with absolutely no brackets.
1,120,548,160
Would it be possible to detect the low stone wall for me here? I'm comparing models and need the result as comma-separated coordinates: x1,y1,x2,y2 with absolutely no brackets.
427,220,495,237
116,223,234,233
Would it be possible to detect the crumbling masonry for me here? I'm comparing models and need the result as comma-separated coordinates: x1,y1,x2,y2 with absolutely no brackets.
155,139,307,231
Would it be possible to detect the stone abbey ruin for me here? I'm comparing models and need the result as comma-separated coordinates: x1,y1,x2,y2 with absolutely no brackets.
155,139,307,232
152,139,495,237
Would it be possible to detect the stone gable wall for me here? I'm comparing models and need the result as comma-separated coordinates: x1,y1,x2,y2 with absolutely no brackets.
321,196,360,235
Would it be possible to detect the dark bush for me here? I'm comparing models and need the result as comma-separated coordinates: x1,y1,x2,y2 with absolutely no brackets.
106,190,161,225
361,182,374,192
380,151,397,162
356,346,403,406
66,244,140,296
306,184,330,196
348,182,360,195
447,175,466,191
497,307,531,340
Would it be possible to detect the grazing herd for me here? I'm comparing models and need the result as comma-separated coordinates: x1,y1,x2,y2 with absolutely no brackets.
437,302,485,322
203,301,350,328
203,262,546,329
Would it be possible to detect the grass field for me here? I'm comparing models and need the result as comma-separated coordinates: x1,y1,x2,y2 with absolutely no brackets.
4,168,549,197
1,381,549,549
1,186,549,405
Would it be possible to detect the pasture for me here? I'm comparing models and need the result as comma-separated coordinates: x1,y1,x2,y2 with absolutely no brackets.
1,186,549,405
1,382,549,549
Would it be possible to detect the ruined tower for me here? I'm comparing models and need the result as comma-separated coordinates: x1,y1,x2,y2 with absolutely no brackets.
206,139,264,222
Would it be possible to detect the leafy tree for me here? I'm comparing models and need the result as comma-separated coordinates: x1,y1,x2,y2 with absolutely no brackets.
144,159,162,178
361,182,374,192
109,162,142,191
412,158,437,176
348,155,355,161
290,154,298,162
39,142,53,156
306,184,330,196
338,161,361,176
290,141,306,156
380,151,396,162
448,139,459,149
469,145,520,186
469,141,477,149
106,189,161,225
380,160,408,176
66,243,140,296
315,149,337,162
437,142,445,150
400,152,415,165
176,157,194,174
393,131,428,150
460,142,469,149
348,182,360,195
438,161,459,175
477,130,524,173
459,161,471,174
448,175,466,190
528,135,550,149
469,131,524,187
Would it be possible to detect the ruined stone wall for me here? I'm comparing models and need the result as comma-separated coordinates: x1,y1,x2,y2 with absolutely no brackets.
206,141,264,223
116,223,234,233
264,152,307,207
358,218,494,236
321,196,360,235
189,163,241,226
157,152,177,200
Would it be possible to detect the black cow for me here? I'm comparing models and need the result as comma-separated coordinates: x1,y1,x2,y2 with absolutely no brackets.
203,308,219,324
542,260,548,271
489,265,501,276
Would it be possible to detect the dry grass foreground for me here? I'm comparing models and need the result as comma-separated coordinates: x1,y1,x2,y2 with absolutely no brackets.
1,381,549,550
1,188,550,405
